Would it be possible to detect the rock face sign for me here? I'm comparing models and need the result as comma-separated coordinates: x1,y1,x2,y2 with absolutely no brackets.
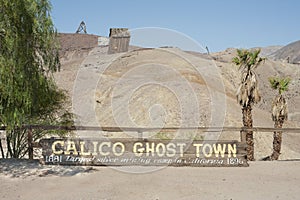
40,138,248,167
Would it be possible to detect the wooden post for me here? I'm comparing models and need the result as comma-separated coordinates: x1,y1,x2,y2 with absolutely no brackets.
240,130,246,143
28,128,33,160
138,131,143,139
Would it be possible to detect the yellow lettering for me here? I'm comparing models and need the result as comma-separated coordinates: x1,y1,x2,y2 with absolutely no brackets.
92,142,98,156
156,143,166,157
80,141,91,156
133,142,144,157
66,141,78,155
213,144,226,158
166,143,176,157
228,144,237,158
193,143,203,157
177,143,186,157
99,142,111,156
203,144,212,157
146,143,155,156
113,142,125,156
52,141,64,155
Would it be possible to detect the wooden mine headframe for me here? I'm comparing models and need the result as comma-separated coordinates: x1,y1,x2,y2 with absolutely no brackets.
108,28,130,54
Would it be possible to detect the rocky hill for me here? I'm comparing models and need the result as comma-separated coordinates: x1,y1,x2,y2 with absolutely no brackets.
54,33,300,160
271,40,300,64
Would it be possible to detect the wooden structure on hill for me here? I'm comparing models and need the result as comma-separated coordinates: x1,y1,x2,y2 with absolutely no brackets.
76,21,87,34
108,28,130,54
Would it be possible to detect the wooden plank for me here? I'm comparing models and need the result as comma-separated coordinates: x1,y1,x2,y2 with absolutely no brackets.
40,138,248,167
40,138,246,154
42,154,248,167
1,125,300,133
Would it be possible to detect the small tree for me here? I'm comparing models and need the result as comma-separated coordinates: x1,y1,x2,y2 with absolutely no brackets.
268,77,290,160
232,49,265,161
0,0,72,158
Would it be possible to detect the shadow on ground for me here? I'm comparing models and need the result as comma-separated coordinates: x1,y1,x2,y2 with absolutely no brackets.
0,159,97,178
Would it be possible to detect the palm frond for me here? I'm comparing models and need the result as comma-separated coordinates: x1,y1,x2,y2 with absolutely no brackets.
269,76,291,95
233,49,264,106
232,48,265,72
269,77,279,90
272,95,288,121
236,70,260,106
279,78,290,94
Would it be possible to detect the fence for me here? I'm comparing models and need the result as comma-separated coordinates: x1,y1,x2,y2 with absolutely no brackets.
1,125,300,160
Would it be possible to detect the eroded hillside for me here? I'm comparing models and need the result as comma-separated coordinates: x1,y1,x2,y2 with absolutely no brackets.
54,34,300,160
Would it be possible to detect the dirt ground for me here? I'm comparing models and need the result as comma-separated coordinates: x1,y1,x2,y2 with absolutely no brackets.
1,160,300,200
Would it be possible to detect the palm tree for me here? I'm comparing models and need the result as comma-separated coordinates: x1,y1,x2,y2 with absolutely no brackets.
232,49,265,161
268,77,290,160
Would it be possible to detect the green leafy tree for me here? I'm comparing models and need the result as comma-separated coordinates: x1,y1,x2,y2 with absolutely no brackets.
232,49,265,161
0,0,72,158
267,77,290,160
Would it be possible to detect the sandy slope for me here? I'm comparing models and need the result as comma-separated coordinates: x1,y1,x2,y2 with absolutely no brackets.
1,160,300,200
53,40,300,160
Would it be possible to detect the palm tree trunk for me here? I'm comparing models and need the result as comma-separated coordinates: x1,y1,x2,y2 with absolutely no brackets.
271,120,283,160
242,105,254,161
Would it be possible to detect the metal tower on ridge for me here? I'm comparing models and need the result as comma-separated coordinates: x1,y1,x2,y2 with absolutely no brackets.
76,21,87,34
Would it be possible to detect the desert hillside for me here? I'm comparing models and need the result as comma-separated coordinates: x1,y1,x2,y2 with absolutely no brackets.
271,40,300,64
54,33,300,160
